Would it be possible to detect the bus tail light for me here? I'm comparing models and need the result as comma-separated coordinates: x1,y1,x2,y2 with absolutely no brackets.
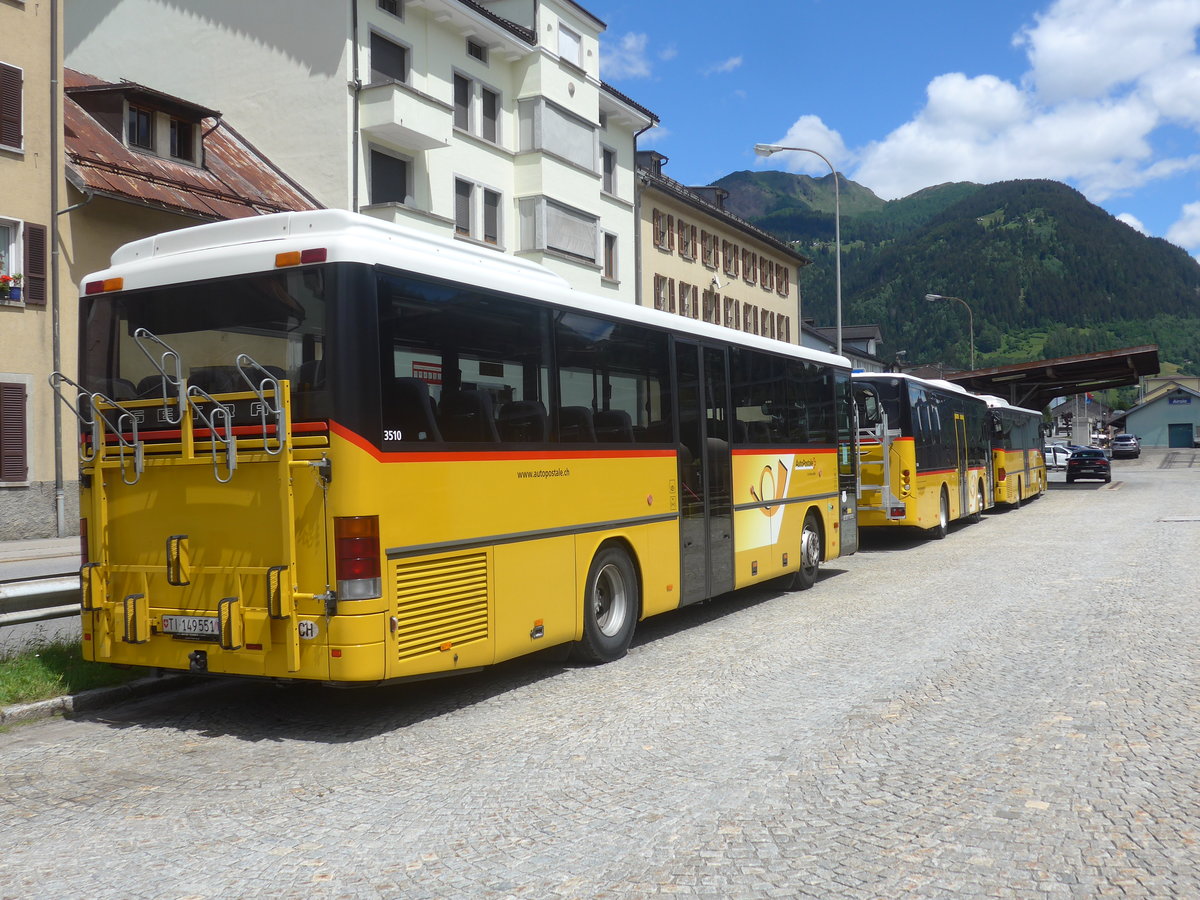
998,467,1007,482
80,518,89,566
275,248,328,267
84,277,124,295
334,515,382,600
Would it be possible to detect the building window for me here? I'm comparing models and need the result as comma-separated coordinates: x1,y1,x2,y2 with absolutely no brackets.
369,148,411,204
701,231,717,269
483,189,500,245
778,316,791,343
456,74,500,145
679,282,698,319
127,105,154,150
454,179,473,236
678,221,697,261
724,296,740,329
602,232,618,281
558,24,582,67
777,264,790,297
520,197,598,262
652,209,676,252
741,248,757,285
378,0,402,17
518,97,595,170
601,146,616,195
481,87,499,143
0,380,27,483
0,219,15,281
2,219,45,307
760,258,774,292
743,303,758,335
702,289,719,324
653,275,675,313
0,63,21,150
371,32,408,84
467,39,488,64
169,118,195,162
722,240,739,277
454,179,502,245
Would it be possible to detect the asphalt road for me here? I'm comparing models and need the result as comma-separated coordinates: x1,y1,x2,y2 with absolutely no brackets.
1,450,1197,899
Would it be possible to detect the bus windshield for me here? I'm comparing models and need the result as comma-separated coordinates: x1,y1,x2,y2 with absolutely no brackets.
79,267,330,420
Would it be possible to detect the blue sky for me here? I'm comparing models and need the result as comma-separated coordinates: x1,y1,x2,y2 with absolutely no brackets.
597,0,1200,259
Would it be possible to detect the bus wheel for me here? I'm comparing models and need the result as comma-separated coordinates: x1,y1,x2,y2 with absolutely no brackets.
928,488,949,540
970,482,984,523
572,545,638,664
790,512,822,591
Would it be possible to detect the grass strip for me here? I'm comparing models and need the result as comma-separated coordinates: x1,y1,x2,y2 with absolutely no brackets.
0,638,143,706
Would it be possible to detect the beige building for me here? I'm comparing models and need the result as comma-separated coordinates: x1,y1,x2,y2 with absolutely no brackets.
0,0,64,539
636,151,808,343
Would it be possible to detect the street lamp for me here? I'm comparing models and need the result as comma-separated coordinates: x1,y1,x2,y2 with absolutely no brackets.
925,293,975,370
754,143,842,357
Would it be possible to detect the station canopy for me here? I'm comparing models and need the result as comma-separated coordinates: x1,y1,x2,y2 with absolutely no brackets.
943,345,1160,411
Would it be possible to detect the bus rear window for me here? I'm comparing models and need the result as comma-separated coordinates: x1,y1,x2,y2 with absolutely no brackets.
79,268,331,422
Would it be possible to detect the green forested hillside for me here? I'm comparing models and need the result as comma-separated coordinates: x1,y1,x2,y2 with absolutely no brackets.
712,173,1200,374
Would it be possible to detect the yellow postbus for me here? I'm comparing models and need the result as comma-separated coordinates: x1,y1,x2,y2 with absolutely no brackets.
58,210,858,684
852,372,992,538
982,395,1046,505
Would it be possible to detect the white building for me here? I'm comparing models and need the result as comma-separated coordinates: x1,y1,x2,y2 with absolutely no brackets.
65,0,656,300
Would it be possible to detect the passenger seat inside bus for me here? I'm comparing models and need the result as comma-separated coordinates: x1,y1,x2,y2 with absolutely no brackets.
595,409,635,442
438,390,500,442
498,400,548,442
391,377,442,442
558,406,596,442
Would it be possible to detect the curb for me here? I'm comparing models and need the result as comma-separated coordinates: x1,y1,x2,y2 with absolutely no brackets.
0,672,192,727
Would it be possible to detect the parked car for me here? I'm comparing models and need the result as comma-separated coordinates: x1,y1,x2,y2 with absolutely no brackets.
1044,444,1071,469
1066,448,1111,483
1110,433,1140,458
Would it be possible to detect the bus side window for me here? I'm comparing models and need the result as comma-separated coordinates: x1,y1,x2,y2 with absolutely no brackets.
439,390,500,442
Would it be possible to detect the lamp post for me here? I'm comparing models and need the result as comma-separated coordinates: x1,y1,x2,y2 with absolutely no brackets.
754,143,842,357
924,293,975,370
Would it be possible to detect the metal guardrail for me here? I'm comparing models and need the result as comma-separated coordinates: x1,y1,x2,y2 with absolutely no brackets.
0,576,82,626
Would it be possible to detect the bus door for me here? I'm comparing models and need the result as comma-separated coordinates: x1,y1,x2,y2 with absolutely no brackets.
954,412,969,514
674,340,734,605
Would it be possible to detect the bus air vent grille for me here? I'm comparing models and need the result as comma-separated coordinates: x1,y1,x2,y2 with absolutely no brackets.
393,552,489,661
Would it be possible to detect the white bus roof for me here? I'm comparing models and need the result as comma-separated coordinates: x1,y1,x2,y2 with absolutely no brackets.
979,394,1043,416
852,370,976,398
85,209,851,371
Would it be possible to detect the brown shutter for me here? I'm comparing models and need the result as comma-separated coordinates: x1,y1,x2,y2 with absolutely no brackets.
0,381,27,482
0,63,20,148
23,222,47,306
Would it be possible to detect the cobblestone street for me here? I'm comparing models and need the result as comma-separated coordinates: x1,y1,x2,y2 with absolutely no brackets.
1,450,1197,899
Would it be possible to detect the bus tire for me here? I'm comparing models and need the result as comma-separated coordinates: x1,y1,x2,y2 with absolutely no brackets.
571,545,638,664
790,512,822,591
969,481,984,523
928,488,949,540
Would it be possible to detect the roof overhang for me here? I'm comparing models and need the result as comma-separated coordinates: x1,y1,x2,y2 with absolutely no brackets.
944,345,1160,410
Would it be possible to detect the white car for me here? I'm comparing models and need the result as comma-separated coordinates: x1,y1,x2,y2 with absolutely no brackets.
1044,444,1071,469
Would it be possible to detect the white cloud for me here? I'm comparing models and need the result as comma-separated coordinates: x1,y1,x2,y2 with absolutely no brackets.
705,56,742,76
1167,200,1200,253
601,32,652,80
1116,212,1148,233
1016,0,1200,103
758,116,851,176
659,44,678,62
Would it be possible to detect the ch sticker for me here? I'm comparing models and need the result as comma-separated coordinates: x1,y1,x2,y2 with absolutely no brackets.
298,620,319,640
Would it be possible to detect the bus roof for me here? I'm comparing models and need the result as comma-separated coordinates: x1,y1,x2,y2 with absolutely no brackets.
852,370,978,399
85,209,850,371
979,394,1043,417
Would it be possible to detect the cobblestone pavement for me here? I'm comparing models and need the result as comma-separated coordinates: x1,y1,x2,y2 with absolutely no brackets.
1,450,1197,899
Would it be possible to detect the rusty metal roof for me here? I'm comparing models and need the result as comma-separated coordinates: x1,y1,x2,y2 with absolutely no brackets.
944,345,1160,410
64,69,321,220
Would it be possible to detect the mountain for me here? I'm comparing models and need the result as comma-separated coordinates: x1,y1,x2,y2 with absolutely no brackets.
712,173,1200,376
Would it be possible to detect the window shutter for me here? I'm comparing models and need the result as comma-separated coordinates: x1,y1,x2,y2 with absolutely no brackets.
0,382,26,482
0,63,21,148
23,223,47,306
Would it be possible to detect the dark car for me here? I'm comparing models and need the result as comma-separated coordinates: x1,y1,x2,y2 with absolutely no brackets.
1110,433,1140,458
1066,448,1111,483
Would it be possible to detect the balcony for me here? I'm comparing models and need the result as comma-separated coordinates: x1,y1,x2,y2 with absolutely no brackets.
360,82,451,152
